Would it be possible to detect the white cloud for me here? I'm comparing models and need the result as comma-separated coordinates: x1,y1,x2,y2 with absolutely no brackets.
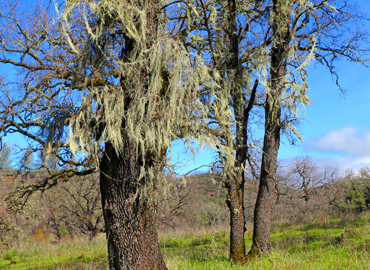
306,126,370,156
312,156,370,173
333,156,370,172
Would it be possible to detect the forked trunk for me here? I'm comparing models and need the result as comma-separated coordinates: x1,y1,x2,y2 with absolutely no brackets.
100,138,167,270
227,85,257,262
226,102,249,262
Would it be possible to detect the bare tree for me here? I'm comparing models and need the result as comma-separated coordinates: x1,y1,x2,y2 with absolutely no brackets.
57,175,103,240
288,157,338,202
274,157,340,223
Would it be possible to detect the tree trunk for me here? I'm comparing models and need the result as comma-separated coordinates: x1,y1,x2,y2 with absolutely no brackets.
248,0,290,258
247,102,280,256
226,169,246,262
227,79,257,262
97,1,168,268
100,137,167,270
225,0,260,262
224,0,248,262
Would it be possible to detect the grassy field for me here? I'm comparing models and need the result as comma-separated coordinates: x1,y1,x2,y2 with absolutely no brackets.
1,215,370,269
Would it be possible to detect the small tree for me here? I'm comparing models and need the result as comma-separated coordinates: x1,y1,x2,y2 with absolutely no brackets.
0,143,12,169
274,157,340,223
344,190,366,212
287,156,338,202
340,167,370,213
41,174,103,240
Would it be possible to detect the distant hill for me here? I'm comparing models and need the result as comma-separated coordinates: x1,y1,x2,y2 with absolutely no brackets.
1,168,369,247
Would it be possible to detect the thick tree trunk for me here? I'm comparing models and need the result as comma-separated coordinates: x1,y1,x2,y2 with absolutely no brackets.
97,1,168,268
248,0,290,258
100,138,167,270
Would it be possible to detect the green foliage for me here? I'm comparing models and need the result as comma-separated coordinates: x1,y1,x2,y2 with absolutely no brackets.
343,190,367,213
2,248,17,261
340,168,370,213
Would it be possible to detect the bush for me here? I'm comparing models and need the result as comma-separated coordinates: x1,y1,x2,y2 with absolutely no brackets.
342,190,367,213
199,202,228,227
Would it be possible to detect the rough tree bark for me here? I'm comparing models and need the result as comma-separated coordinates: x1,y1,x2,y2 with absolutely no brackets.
100,138,167,270
98,1,168,269
248,0,290,258
226,172,246,263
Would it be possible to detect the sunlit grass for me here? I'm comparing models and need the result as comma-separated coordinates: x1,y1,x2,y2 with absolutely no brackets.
1,215,370,269
0,235,108,269
161,215,370,269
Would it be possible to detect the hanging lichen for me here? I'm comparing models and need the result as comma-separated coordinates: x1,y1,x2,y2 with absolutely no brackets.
59,0,228,196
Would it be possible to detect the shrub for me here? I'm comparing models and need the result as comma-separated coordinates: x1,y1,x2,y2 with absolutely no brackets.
342,190,367,213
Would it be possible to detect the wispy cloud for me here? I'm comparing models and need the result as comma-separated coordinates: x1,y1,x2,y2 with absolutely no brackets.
306,126,370,156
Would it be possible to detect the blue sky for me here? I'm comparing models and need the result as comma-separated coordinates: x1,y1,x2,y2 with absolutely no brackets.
280,2,370,174
280,60,370,173
2,0,370,175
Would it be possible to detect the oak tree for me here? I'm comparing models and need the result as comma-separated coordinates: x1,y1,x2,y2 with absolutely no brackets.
0,0,215,268
167,0,268,262
249,0,369,258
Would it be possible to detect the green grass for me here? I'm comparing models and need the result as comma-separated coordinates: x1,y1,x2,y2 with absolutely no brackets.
162,215,370,269
2,216,370,269
0,235,108,269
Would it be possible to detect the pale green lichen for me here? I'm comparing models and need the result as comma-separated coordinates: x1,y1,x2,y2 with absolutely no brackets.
59,0,224,197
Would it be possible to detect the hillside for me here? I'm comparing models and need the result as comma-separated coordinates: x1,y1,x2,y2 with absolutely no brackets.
1,167,370,249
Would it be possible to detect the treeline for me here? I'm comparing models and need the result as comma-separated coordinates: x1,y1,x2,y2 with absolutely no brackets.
160,158,370,230
2,156,370,249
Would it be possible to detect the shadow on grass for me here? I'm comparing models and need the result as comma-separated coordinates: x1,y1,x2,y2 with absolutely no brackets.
183,246,229,263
